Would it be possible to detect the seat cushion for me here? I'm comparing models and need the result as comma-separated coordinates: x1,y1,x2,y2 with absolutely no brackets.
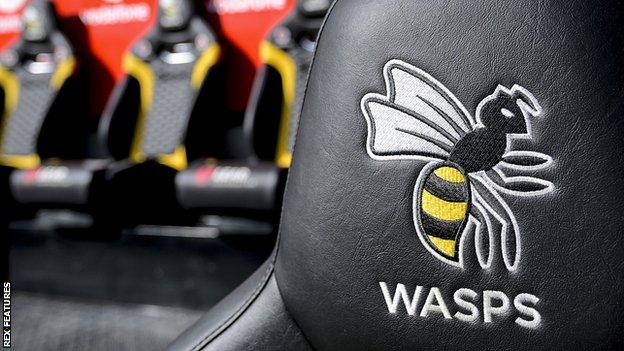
176,161,282,212
10,159,110,206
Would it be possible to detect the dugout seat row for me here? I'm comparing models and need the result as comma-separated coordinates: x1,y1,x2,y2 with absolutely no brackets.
5,0,221,227
3,0,331,231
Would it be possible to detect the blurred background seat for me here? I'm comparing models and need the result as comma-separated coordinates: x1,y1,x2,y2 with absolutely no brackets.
0,0,83,171
0,0,86,218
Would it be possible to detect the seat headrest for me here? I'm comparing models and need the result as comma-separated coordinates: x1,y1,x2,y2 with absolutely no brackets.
296,0,331,18
21,0,56,43
158,0,193,32
274,0,624,349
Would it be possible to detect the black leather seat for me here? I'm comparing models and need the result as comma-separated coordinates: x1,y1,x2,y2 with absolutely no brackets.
10,0,221,227
175,0,329,219
169,0,624,349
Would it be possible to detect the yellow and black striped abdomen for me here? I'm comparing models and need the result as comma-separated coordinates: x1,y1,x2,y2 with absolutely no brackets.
419,164,470,261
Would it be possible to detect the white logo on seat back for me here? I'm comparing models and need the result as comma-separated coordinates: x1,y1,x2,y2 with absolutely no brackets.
361,59,554,272
362,60,554,329
379,283,541,329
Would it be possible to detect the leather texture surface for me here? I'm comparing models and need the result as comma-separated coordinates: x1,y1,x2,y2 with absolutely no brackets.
172,0,624,349
168,257,312,351
201,274,312,351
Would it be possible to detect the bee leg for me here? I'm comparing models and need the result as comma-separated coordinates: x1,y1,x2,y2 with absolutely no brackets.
470,173,521,271
484,169,505,187
470,199,494,269
457,214,478,271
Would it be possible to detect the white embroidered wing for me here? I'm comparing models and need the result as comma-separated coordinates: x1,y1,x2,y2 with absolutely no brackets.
361,60,476,161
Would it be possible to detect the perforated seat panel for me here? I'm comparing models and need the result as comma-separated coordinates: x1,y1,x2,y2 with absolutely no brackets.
139,60,195,157
1,70,56,156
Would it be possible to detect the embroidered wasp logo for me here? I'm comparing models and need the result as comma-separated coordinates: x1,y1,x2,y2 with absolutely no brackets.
361,60,554,271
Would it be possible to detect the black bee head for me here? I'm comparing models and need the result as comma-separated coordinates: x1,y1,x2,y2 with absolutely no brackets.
476,85,542,136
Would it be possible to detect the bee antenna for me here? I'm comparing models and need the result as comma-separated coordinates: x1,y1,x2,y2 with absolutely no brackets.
510,84,543,118
492,84,512,97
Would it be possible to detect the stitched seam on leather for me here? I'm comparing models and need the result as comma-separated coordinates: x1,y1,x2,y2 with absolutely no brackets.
272,275,316,350
270,2,341,351
286,0,340,154
190,1,341,349
189,254,276,351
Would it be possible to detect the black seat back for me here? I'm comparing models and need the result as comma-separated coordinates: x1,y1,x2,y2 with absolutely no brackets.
171,0,624,349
